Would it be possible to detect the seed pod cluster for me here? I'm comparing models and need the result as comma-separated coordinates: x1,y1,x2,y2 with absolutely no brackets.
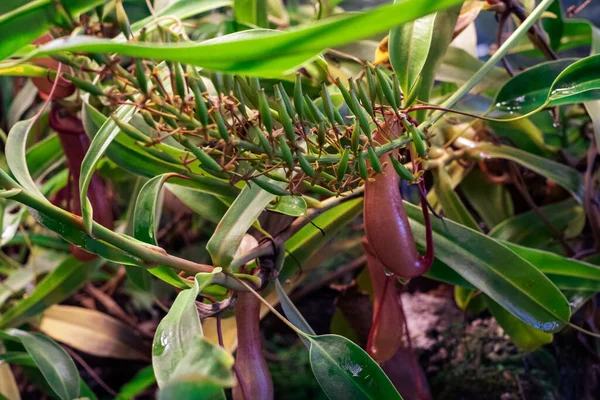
67,40,427,196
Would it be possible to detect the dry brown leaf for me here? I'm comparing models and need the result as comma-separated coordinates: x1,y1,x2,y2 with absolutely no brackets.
38,305,150,361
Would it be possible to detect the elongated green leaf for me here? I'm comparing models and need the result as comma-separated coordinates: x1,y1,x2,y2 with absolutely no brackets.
307,334,402,400
0,257,100,328
275,279,315,348
152,272,217,388
0,62,52,78
432,167,479,230
25,0,463,77
234,0,268,28
389,10,435,95
415,4,461,119
6,119,47,199
404,201,570,332
502,242,600,292
134,174,190,289
80,104,136,235
4,329,79,400
117,366,156,400
489,198,584,251
468,142,584,203
0,0,104,61
207,176,283,269
486,297,553,352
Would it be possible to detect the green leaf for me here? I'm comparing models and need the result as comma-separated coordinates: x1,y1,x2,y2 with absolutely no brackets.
166,184,230,224
4,329,79,400
170,337,234,386
25,134,63,179
207,176,284,269
0,0,104,61
0,256,100,328
6,118,47,199
491,55,600,119
266,195,307,217
468,142,584,203
460,168,514,229
486,297,553,352
307,334,402,400
25,0,463,77
404,201,570,333
415,4,461,118
275,279,315,348
432,167,479,231
158,378,226,400
489,198,584,252
234,0,268,28
80,104,136,235
502,242,600,292
152,272,217,388
389,10,435,95
134,174,191,289
116,366,156,400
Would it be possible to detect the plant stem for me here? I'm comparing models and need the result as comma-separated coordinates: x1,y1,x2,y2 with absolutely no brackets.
420,0,555,130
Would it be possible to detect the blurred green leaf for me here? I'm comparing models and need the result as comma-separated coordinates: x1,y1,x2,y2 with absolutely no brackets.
0,257,100,328
0,248,64,306
0,0,104,61
307,334,402,400
468,142,584,203
152,272,216,388
116,365,156,400
158,378,226,400
461,168,514,229
234,0,268,28
3,329,79,400
489,198,584,252
128,0,232,38
404,201,570,333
